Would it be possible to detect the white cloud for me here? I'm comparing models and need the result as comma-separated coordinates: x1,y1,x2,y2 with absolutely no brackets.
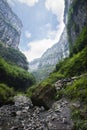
22,22,64,62
25,31,31,39
22,39,55,62
45,0,64,22
7,0,39,6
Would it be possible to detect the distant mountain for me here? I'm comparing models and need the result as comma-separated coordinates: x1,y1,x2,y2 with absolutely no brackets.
29,0,71,82
29,27,69,81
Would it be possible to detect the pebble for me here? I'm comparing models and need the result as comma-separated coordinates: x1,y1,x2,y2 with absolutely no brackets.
0,96,73,130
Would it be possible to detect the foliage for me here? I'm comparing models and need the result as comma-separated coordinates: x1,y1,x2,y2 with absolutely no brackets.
56,75,87,130
63,75,87,102
26,85,38,98
67,0,87,54
54,47,87,77
0,83,14,105
31,65,55,83
0,57,35,91
70,26,87,56
31,83,56,109
42,72,64,85
0,41,28,70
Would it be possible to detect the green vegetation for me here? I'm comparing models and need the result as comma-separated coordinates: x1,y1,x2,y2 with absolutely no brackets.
0,41,28,70
0,83,14,105
0,57,35,91
0,42,36,104
31,83,56,109
70,26,87,56
56,75,87,102
59,47,87,77
56,75,87,130
26,85,38,98
67,0,87,54
32,65,55,82
27,22,87,128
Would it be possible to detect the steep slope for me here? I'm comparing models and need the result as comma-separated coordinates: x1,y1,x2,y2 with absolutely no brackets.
0,0,35,101
0,41,28,70
0,0,22,48
29,27,69,81
0,0,29,70
28,0,87,129
67,0,87,54
0,57,35,91
29,0,71,82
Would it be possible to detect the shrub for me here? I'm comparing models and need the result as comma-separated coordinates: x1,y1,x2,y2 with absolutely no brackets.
0,83,14,105
0,57,35,91
0,41,28,70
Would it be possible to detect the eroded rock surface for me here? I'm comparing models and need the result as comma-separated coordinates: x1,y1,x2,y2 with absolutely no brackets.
0,0,22,48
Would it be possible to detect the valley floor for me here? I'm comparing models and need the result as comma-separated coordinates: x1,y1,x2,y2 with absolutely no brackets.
0,95,73,130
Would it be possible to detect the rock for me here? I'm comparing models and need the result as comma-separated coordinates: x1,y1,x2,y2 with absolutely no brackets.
31,84,56,109
29,28,69,81
16,111,21,116
14,95,33,108
72,101,80,108
0,96,73,130
0,0,22,48
67,0,87,46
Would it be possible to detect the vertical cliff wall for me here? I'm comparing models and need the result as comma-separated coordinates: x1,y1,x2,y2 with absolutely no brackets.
0,0,22,48
67,0,87,46
29,0,71,81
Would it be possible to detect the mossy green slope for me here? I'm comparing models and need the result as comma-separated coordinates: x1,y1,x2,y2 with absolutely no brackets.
0,41,28,70
56,75,87,130
0,57,35,91
0,83,14,105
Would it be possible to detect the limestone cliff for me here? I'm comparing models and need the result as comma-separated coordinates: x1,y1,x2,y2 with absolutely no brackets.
29,0,70,81
0,0,22,48
29,28,69,71
67,0,87,46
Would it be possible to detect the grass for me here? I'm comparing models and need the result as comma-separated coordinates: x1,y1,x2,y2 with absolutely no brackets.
56,75,87,130
0,83,14,105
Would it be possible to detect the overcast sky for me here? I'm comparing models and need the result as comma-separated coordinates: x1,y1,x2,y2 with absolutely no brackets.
7,0,65,62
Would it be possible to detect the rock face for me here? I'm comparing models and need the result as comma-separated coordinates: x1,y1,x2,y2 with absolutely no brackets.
31,28,69,69
29,28,69,81
67,0,87,45
29,0,71,81
64,0,72,24
0,0,22,48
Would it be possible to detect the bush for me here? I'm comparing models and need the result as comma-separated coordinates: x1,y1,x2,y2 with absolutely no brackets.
31,83,56,109
57,47,87,77
0,83,14,105
55,75,87,129
70,26,87,56
63,75,87,102
0,57,35,91
0,41,28,70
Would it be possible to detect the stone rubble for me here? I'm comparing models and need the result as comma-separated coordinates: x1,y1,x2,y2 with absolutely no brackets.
0,96,73,130
55,77,78,91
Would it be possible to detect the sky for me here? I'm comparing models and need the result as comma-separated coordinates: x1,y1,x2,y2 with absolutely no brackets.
7,0,65,62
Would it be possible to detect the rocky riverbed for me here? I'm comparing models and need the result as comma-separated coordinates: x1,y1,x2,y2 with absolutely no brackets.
0,95,73,130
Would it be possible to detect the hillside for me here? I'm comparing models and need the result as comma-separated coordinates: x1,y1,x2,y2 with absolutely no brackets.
0,0,87,129
29,27,69,82
27,0,87,129
0,0,35,105
0,41,28,70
